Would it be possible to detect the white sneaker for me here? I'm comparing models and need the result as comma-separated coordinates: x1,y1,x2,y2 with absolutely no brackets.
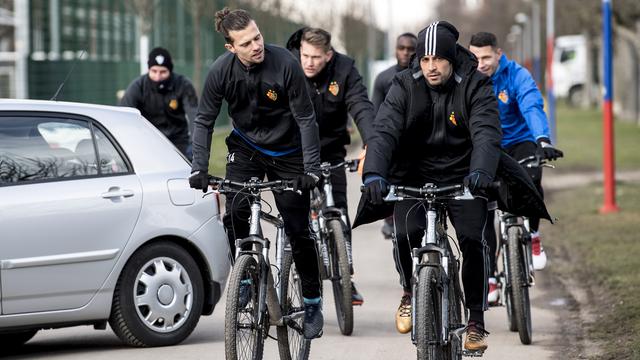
531,233,547,270
487,277,500,305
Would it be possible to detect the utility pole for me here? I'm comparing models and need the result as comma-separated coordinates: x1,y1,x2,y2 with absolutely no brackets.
600,0,619,213
545,0,556,143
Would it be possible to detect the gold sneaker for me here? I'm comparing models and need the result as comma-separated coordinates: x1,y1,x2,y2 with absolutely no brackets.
395,294,412,334
464,322,489,352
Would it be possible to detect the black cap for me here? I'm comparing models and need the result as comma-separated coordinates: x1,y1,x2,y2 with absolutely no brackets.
416,21,459,64
147,47,173,72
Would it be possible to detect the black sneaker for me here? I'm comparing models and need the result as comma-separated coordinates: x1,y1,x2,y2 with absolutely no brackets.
351,282,364,306
303,302,324,339
238,279,251,308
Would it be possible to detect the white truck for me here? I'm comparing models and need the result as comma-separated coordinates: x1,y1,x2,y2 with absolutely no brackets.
553,34,588,107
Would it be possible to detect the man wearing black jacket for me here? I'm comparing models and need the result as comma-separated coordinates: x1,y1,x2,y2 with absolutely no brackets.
121,47,198,159
361,21,502,352
286,27,374,306
188,8,323,339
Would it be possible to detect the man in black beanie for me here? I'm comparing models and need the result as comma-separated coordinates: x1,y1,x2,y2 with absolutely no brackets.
121,47,198,159
357,20,502,353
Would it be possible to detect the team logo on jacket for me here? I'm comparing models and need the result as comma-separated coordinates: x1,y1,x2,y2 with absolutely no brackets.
266,89,278,101
169,99,178,110
498,89,509,104
328,81,340,96
449,111,457,126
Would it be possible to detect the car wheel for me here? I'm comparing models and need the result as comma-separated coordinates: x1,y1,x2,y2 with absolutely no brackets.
0,330,38,348
109,241,204,347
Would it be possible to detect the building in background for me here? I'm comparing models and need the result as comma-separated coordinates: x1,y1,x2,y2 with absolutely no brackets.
2,0,385,126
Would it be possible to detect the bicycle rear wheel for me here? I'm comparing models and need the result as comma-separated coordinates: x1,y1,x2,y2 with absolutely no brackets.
225,254,265,360
327,219,354,336
502,241,518,332
415,265,444,360
277,250,311,360
507,227,532,344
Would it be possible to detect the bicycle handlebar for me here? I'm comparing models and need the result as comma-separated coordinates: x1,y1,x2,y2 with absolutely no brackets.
208,176,296,193
320,159,360,173
518,155,556,169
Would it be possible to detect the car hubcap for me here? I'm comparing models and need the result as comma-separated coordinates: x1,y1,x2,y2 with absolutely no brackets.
134,257,193,333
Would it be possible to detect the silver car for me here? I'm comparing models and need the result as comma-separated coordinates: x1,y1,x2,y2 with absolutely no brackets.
0,99,230,347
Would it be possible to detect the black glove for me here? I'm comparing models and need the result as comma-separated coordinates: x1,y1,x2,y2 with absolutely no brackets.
536,137,564,161
189,171,209,193
293,173,318,192
463,170,493,195
363,176,389,205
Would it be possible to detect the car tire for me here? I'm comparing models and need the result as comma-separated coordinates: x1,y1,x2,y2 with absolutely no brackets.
109,241,204,347
0,329,38,348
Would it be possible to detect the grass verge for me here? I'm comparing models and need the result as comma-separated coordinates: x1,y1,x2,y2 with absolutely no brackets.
556,104,640,172
543,182,640,359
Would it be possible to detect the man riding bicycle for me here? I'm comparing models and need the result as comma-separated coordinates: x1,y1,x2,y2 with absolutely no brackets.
286,27,375,306
469,32,563,305
357,21,502,353
188,8,324,340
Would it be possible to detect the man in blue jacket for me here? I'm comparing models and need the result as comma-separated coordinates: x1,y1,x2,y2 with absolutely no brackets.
469,32,563,304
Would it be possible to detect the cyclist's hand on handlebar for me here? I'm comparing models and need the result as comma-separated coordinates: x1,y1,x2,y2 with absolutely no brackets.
293,173,319,192
189,171,209,193
363,176,389,205
536,137,564,161
463,170,493,195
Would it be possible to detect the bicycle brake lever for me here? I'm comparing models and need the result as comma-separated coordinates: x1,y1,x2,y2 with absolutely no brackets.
454,187,475,200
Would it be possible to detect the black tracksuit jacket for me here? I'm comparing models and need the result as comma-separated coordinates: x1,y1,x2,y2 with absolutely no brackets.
363,45,502,185
286,30,374,157
191,44,320,173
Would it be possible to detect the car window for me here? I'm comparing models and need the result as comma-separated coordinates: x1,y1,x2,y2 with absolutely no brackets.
0,115,127,185
560,48,576,63
93,126,128,175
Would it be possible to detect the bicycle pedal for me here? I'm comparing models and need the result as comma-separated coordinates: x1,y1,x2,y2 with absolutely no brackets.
462,349,485,357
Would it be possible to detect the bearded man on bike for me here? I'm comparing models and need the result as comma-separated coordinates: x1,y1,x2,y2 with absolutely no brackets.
188,7,324,340
469,32,564,305
286,27,375,306
357,21,502,352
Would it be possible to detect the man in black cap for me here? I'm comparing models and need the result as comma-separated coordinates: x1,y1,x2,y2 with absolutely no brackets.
359,20,502,352
371,32,417,240
121,47,198,159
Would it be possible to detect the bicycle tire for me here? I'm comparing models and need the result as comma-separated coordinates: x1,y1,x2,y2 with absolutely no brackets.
277,250,311,360
444,258,463,360
507,227,533,345
502,241,518,332
224,254,265,360
416,266,444,360
327,219,354,336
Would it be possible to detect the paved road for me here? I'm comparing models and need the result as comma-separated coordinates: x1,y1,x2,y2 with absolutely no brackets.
6,169,570,359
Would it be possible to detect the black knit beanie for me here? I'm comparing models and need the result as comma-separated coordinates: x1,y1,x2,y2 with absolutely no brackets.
416,21,459,64
147,47,173,72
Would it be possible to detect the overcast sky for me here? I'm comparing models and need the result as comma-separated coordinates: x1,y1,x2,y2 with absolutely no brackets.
371,0,439,36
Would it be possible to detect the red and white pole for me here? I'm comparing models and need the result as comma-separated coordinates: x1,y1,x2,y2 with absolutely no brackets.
600,0,619,213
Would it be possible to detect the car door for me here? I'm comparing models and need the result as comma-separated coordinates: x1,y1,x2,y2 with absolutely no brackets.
0,113,142,314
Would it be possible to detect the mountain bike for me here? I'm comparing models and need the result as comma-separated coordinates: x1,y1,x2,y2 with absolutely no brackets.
496,155,555,345
383,183,476,359
309,159,360,336
210,176,310,360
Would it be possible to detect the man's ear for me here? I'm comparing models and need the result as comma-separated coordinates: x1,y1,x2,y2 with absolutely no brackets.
326,49,334,62
225,43,236,54
496,47,503,57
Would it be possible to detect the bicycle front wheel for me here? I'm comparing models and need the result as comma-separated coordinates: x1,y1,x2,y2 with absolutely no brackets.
502,242,518,332
507,227,532,345
277,250,311,360
415,266,444,360
445,258,463,360
327,219,354,336
224,255,265,360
